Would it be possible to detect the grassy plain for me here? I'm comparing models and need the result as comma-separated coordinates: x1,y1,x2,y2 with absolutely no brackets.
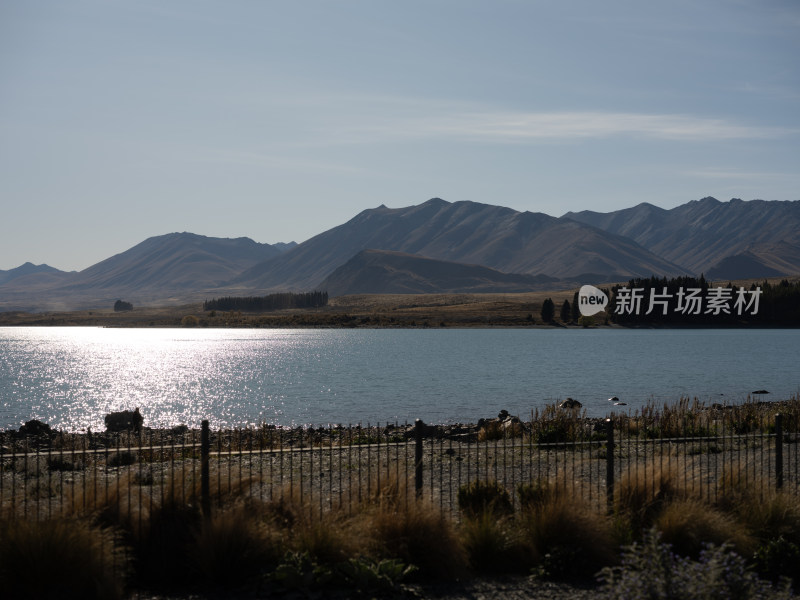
0,291,582,328
1,275,795,328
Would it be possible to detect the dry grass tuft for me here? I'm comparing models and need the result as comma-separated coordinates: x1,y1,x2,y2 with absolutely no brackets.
655,498,754,559
460,512,529,574
614,460,688,533
734,489,800,546
519,492,615,578
368,499,468,580
190,505,283,587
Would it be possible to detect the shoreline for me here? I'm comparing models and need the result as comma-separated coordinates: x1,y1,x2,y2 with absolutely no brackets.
3,396,796,442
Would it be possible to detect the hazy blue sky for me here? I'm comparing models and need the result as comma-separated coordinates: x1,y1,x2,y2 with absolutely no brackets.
1,0,798,272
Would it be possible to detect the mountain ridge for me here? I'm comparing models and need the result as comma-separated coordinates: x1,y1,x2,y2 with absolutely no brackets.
1,197,798,311
233,198,685,292
564,197,800,276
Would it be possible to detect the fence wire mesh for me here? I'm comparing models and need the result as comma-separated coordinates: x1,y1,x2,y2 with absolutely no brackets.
2,406,798,524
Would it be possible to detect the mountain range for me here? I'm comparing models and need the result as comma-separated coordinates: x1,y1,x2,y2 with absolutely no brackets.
1,197,798,311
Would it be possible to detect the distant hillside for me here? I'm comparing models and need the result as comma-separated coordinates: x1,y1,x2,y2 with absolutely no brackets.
0,233,289,311
236,198,685,291
319,249,560,296
704,252,785,280
0,262,68,285
564,197,800,276
63,232,282,292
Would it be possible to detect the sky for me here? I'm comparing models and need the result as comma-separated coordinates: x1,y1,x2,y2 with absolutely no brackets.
1,0,799,272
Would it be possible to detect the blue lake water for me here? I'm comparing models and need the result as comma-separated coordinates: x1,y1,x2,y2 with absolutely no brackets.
0,327,798,432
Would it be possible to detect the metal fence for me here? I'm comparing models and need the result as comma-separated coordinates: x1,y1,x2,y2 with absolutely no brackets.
2,406,799,524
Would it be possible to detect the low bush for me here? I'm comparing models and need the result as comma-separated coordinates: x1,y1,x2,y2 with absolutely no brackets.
460,511,529,574
598,528,792,600
190,505,282,587
520,492,615,579
369,499,467,580
107,450,137,467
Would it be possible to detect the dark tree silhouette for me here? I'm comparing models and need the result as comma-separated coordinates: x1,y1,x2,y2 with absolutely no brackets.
114,300,133,312
561,299,571,323
541,298,555,323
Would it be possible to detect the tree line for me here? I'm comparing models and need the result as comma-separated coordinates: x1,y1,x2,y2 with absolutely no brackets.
203,291,329,312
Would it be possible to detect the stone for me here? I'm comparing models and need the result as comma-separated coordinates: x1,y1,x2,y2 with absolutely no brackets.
19,419,53,438
560,398,582,410
104,408,143,433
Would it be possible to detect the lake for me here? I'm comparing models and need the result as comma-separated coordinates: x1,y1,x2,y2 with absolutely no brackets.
0,327,797,432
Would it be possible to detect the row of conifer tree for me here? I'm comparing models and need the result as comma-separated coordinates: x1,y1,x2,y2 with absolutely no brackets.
203,291,328,312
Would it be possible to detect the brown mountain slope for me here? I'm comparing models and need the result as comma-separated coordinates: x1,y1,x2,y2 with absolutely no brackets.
319,249,560,296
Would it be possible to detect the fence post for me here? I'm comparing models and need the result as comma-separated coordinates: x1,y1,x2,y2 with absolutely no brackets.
201,420,211,519
775,413,783,490
415,419,424,498
606,417,614,512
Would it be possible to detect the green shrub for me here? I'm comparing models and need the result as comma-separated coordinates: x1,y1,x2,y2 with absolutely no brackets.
598,529,792,600
753,536,800,586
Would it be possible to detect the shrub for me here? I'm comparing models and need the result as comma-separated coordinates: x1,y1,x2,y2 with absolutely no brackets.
181,315,199,327
753,535,800,586
135,498,201,588
517,479,554,510
47,455,85,472
460,511,529,573
291,518,359,566
457,480,513,518
190,505,282,587
107,450,137,467
520,493,615,579
369,500,467,580
272,552,415,596
598,529,792,600
0,518,126,600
